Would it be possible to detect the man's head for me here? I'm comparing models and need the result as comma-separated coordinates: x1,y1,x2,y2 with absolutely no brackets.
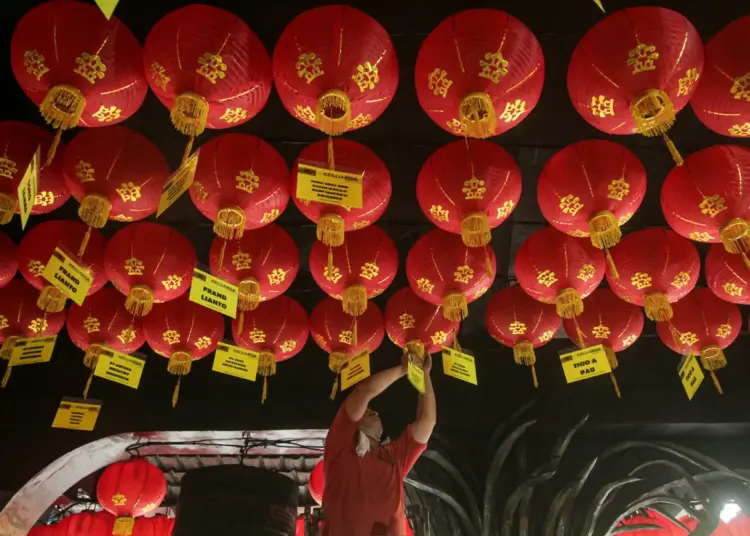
360,407,383,440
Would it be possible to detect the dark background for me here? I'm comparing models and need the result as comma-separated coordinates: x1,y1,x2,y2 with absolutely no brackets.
1,0,749,495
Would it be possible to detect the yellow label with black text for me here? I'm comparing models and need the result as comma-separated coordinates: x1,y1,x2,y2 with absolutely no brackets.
341,351,371,391
189,268,238,318
407,359,426,394
94,0,119,18
213,343,259,381
157,149,200,217
42,248,93,305
17,147,40,229
9,336,56,366
296,162,363,208
678,352,704,401
94,348,145,389
441,347,478,385
559,344,611,384
52,397,102,431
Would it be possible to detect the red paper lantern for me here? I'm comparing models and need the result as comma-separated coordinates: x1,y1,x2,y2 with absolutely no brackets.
661,145,750,267
11,1,147,164
308,460,324,505
406,229,495,323
514,227,605,319
28,526,57,536
310,297,384,398
232,296,308,403
537,140,647,263
567,7,703,163
691,16,750,138
209,224,299,313
384,287,456,360
292,138,391,249
57,512,115,536
67,287,145,398
18,220,107,313
190,134,291,240
310,225,397,318
607,229,699,322
0,231,18,290
705,243,750,305
485,285,561,387
657,288,741,394
416,139,521,253
105,223,196,317
144,5,272,158
132,517,174,536
97,459,167,536
415,9,544,138
143,295,223,406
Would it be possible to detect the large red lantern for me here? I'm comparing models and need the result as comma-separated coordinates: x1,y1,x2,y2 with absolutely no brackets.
105,223,196,317
18,220,107,313
96,458,167,536
415,9,544,138
67,287,145,398
406,229,495,324
656,288,741,394
11,1,147,164
57,512,115,536
567,7,704,164
0,280,65,388
310,297,384,398
563,288,644,398
661,145,750,267
132,516,174,536
190,134,290,240
209,224,299,313
706,243,750,305
144,5,272,159
292,138,391,250
691,16,750,138
308,460,324,505
273,6,398,135
485,285,561,388
232,296,308,403
607,229,700,322
537,140,647,267
0,231,18,289
514,227,605,319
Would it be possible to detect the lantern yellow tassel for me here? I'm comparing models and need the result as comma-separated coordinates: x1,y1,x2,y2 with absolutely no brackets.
555,288,583,319
631,89,675,137
442,291,468,322
78,194,111,229
317,213,345,247
40,85,84,163
343,284,368,317
460,212,491,247
83,369,95,399
405,340,425,362
587,211,621,249
513,341,538,388
113,516,134,536
720,218,750,255
327,136,335,170
171,92,209,137
699,345,726,395
38,286,67,313
83,344,102,398
46,129,63,167
214,206,246,240
1,365,12,389
0,193,17,225
1,336,19,360
239,278,261,311
259,351,277,404
459,92,497,139
168,351,192,376
316,89,351,136
182,137,195,165
126,286,154,317
605,249,619,280
643,292,673,322
329,351,348,400
663,135,684,167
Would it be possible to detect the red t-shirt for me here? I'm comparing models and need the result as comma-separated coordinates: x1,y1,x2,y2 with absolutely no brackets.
322,405,426,536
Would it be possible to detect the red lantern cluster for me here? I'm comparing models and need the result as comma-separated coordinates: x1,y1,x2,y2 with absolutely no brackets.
705,243,750,305
57,511,114,536
132,516,174,536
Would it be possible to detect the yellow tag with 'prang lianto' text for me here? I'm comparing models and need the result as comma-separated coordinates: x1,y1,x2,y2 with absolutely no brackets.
441,347,478,385
9,336,57,366
42,248,93,306
94,348,146,389
678,352,704,401
296,162,363,208
407,359,426,394
189,268,238,318
559,344,611,384
341,351,371,391
17,146,40,230
213,343,259,381
157,149,200,217
52,397,102,431
94,0,120,19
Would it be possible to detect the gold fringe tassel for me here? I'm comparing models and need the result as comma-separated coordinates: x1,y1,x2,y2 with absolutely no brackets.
259,351,277,404
317,213,345,247
460,213,491,247
604,345,621,397
327,136,335,170
700,345,727,395
442,291,468,322
218,239,227,272
587,211,621,249
720,218,750,255
78,194,111,230
643,292,672,322
329,351,348,400
168,351,193,376
663,135,683,166
214,206,246,240
83,369,95,399
405,340,425,362
513,341,538,388
171,92,209,137
316,89,351,136
605,249,619,279
113,516,135,536
343,284,367,317
237,311,244,335
485,245,494,280
40,85,85,129
78,226,92,258
459,92,497,139
631,89,675,137
0,193,17,225
125,286,154,317
172,378,181,407
83,344,102,369
352,316,358,347
1,365,11,389
555,288,583,319
239,278,261,311
182,137,195,165
38,286,67,313
46,129,63,167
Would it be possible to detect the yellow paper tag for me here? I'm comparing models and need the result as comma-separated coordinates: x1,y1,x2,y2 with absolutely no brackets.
296,162,363,208
52,397,102,431
678,352,704,401
17,147,40,230
407,359,426,394
559,344,611,384
42,248,93,306
94,348,145,389
157,149,199,217
441,347,478,385
341,351,371,391
9,336,56,366
94,0,120,19
189,268,238,318
213,343,259,381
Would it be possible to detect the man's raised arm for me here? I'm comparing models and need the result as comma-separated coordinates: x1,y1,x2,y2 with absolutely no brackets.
411,354,436,444
344,353,408,421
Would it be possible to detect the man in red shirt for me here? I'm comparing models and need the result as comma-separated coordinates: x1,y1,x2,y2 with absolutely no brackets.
322,351,436,536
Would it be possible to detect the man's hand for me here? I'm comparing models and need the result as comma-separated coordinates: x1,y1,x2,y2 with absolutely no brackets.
422,354,432,374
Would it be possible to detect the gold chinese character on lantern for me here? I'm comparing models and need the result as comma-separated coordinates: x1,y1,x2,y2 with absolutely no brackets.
589,95,615,118
462,178,486,200
716,323,733,339
607,178,630,201
29,318,47,333
538,330,554,343
592,324,610,339
124,258,145,276
197,52,227,84
352,62,380,92
500,100,526,123
497,200,515,220
83,316,100,333
446,118,467,135
260,209,280,224
360,263,379,281
27,259,45,277
670,271,690,290
294,105,317,124
248,329,266,343
35,191,55,207
730,72,750,102
268,269,288,285
232,252,252,271
118,328,136,345
0,316,8,330
559,194,584,216
339,330,353,345
454,265,474,284
478,48,509,83
689,231,712,242
431,331,448,345
0,156,18,179
724,282,743,297
150,62,170,90
280,340,297,353
678,331,698,347
537,270,558,288
162,275,183,291
509,321,527,335
677,68,700,97
631,272,652,290
429,205,450,222
163,330,180,345
76,161,95,183
622,334,637,346
399,313,415,330
417,278,434,294
325,266,343,284
699,195,728,217
296,52,324,84
111,493,127,507
729,123,750,137
352,220,371,230
350,114,373,129
92,105,122,123
219,108,248,124
75,52,106,84
428,68,453,98
577,264,596,282
627,43,659,74
194,336,212,350
24,50,49,80
116,182,142,203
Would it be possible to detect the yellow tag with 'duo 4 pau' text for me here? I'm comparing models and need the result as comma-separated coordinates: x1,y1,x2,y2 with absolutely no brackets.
559,345,611,384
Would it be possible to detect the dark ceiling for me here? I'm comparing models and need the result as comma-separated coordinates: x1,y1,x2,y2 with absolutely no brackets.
1,0,749,495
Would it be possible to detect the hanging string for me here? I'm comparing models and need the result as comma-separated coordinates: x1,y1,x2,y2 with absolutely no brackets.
531,364,538,389
327,246,334,282
327,136,335,170
330,373,340,400
182,136,195,165
83,369,95,399
218,239,228,272
352,316,358,347
453,321,461,351
172,377,182,407
78,225,93,258
262,376,268,404
0,365,11,389
609,372,621,398
484,244,494,280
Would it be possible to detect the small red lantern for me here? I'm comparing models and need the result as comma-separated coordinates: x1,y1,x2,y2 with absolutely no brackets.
96,458,167,536
308,460,324,505
190,134,291,240
705,243,750,305
415,9,544,138
691,16,750,138
232,296,308,403
310,297,384,398
11,1,147,164
57,512,114,536
485,285,561,388
273,6,398,135
144,295,224,406
105,223,196,317
144,5,272,159
18,220,107,313
209,224,299,313
656,288,741,394
67,287,145,398
514,227,605,319
0,231,18,290
407,229,495,323
607,229,699,322
132,516,174,536
567,7,703,164
292,138,391,251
